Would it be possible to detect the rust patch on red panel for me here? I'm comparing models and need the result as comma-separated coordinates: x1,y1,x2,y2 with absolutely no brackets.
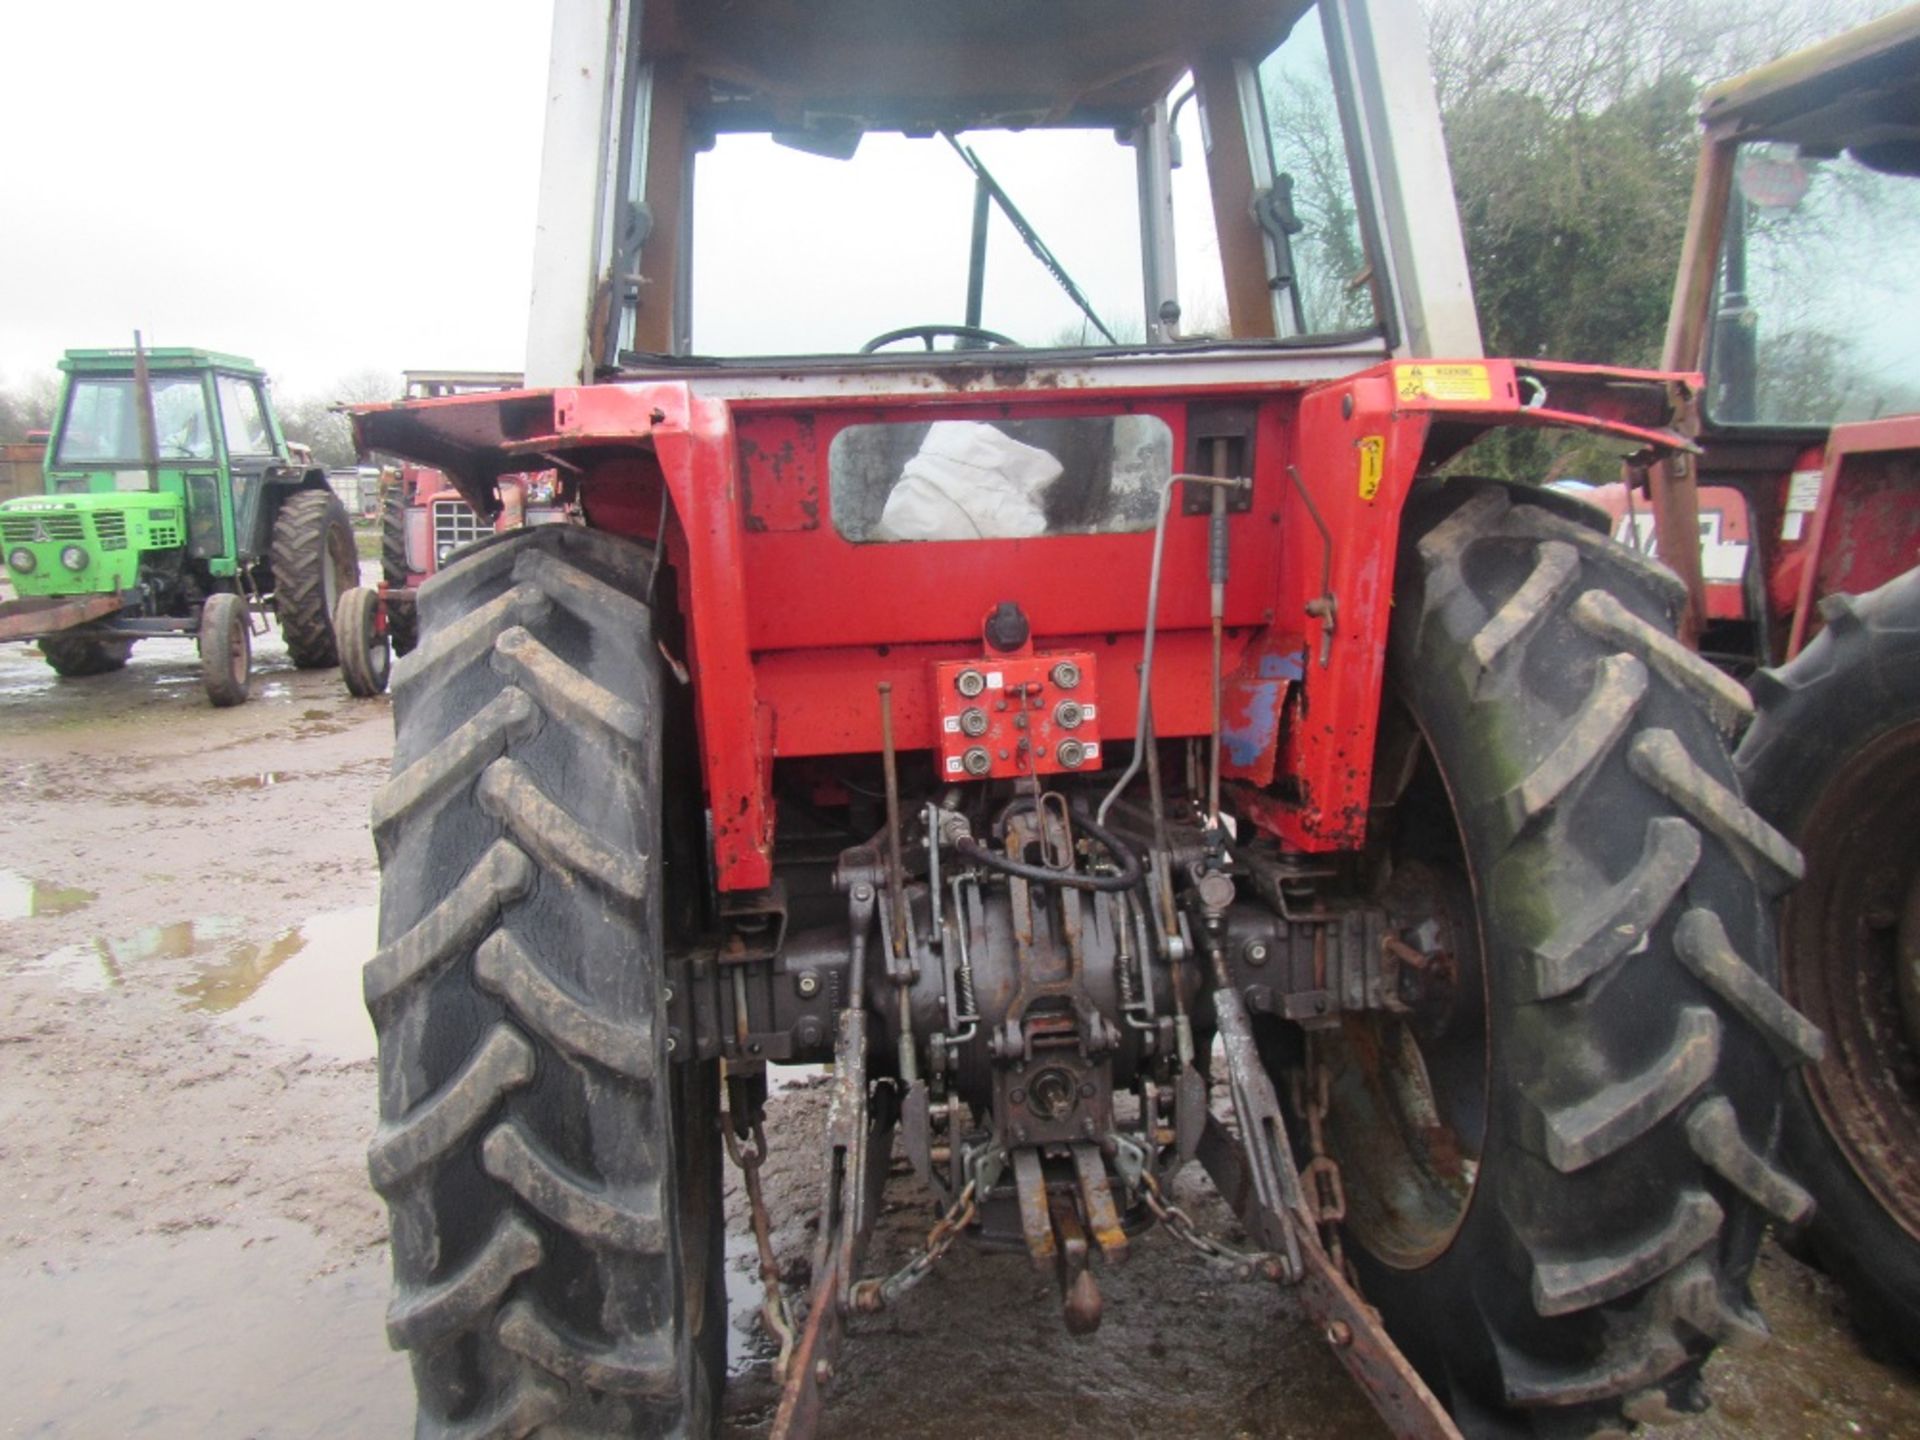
739,414,821,532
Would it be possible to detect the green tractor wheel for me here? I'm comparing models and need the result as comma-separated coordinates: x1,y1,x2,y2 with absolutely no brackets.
272,488,359,669
198,592,252,708
40,635,133,678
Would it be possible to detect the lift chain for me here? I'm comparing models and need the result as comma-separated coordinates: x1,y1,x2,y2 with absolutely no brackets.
851,1179,978,1314
1294,1039,1351,1278
723,1114,797,1380
1140,1170,1288,1282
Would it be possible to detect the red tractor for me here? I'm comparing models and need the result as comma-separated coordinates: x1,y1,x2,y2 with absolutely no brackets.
335,371,567,696
1627,7,1920,1363
353,3,1820,1437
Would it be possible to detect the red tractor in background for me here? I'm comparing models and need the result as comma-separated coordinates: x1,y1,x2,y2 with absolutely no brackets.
335,370,567,696
351,3,1823,1437
1620,5,1920,1365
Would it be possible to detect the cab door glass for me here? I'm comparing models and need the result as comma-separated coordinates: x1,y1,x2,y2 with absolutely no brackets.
217,375,275,456
1254,5,1380,335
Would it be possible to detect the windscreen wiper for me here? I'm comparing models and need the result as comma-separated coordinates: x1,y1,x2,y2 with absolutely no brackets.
944,133,1118,345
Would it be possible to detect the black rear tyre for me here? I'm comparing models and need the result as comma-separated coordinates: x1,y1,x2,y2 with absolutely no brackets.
1328,482,1821,1436
40,635,132,677
272,487,359,668
1736,571,1920,1363
383,484,420,656
367,526,720,1437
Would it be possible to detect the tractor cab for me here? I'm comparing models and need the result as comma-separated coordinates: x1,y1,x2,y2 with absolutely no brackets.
1646,5,1920,664
525,0,1480,383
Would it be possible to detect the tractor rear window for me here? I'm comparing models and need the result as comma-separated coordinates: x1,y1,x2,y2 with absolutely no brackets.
829,415,1173,542
693,129,1147,356
55,376,215,466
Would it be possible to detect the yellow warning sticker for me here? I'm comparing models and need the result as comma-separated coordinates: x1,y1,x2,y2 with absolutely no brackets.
1357,436,1385,501
1396,363,1493,404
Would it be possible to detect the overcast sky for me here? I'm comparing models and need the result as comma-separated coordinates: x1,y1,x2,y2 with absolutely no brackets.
0,0,1244,400
0,1,553,395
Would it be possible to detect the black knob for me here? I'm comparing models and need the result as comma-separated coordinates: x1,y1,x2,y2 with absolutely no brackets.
984,600,1029,652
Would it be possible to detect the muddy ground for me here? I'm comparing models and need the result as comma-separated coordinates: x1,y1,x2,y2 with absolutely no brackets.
1,624,1917,1439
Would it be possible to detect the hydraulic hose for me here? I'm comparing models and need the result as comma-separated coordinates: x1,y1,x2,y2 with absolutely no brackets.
956,804,1144,892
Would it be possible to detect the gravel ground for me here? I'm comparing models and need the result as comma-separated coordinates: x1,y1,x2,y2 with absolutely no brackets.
0,624,1916,1439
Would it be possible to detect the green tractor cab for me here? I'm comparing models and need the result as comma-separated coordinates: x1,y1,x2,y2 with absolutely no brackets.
0,345,358,705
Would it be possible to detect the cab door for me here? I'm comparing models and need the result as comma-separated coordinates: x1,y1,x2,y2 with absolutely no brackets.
214,373,279,561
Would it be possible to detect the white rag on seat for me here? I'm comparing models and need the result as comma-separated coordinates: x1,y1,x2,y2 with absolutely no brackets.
873,421,1064,540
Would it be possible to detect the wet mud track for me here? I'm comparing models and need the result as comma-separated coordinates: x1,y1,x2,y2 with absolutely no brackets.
1,630,1918,1437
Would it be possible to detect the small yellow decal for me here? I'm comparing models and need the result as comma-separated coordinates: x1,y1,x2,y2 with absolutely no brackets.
1357,435,1385,501
1396,362,1493,404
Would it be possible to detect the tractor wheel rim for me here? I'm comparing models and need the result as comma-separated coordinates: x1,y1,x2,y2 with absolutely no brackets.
1786,717,1920,1242
1322,848,1488,1270
368,606,391,686
1899,873,1920,1062
229,610,248,683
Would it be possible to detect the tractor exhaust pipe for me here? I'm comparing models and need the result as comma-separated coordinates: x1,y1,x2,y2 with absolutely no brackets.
132,331,161,494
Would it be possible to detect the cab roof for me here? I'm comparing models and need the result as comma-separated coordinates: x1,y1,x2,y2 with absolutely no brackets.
642,0,1310,134
59,347,264,376
1701,2,1920,155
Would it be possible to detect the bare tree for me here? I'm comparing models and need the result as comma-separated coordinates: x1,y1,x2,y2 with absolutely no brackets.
1428,0,1889,119
274,368,400,468
1423,0,1899,478
0,370,62,442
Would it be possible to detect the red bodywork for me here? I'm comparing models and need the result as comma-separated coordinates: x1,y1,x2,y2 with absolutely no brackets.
356,358,1694,893
389,463,567,586
1781,417,1920,657
1587,481,1753,623
1658,419,1920,665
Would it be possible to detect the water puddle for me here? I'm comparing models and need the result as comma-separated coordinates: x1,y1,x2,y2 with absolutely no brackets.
0,869,96,920
0,1221,409,1438
200,771,286,793
726,1229,782,1381
217,905,378,1063
29,916,250,992
28,905,377,1062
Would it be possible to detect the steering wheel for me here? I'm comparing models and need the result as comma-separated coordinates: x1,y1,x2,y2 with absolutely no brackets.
860,324,1019,354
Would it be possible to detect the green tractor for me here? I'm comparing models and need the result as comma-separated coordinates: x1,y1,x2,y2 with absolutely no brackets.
0,343,358,706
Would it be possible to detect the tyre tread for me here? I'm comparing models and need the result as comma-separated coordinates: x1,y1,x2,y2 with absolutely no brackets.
1628,729,1804,892
369,525,700,1434
1529,1007,1720,1173
473,930,657,1081
1529,1190,1723,1316
271,487,354,668
1573,589,1754,734
386,1214,544,1350
1673,910,1825,1066
1684,1096,1815,1225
